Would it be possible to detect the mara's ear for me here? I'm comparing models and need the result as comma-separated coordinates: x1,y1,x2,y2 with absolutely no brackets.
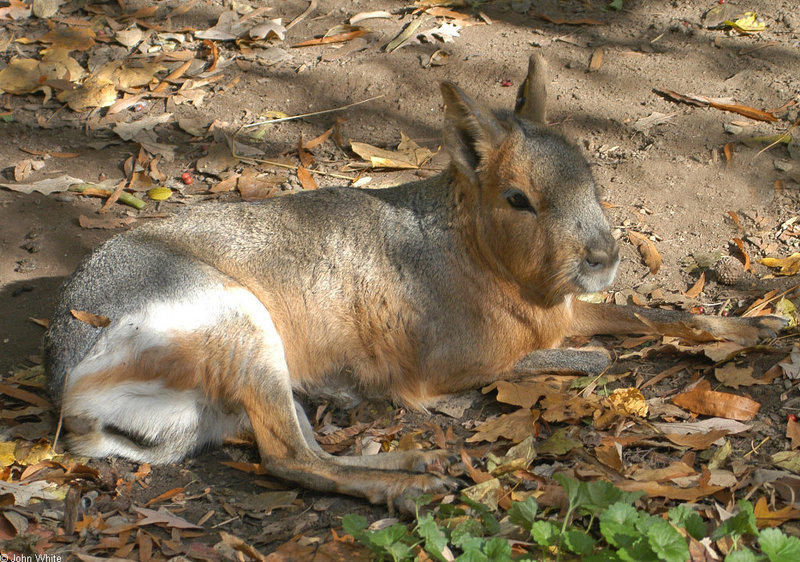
514,53,548,125
440,81,506,184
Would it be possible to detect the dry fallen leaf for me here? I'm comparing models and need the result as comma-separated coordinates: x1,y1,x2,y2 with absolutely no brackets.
759,253,800,276
714,363,767,389
684,272,705,299
78,215,137,230
588,47,603,71
296,166,318,190
672,379,760,421
627,230,662,274
466,408,536,443
787,419,800,450
70,309,111,328
754,496,800,528
608,387,648,417
663,429,729,450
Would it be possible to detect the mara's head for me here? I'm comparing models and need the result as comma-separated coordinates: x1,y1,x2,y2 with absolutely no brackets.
440,53,619,306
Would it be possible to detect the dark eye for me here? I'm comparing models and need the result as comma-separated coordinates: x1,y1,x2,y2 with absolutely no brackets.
502,188,536,214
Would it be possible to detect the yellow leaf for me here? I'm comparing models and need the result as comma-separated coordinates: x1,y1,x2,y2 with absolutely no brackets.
609,387,648,417
147,187,172,201
759,253,800,276
725,11,766,33
0,441,16,467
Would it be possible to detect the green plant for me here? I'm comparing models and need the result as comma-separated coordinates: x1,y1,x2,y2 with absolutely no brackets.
341,479,800,561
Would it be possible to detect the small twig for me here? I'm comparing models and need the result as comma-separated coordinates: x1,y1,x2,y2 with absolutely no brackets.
231,95,385,182
52,370,70,453
286,0,317,30
238,94,383,130
755,116,800,158
743,436,770,459
233,154,355,181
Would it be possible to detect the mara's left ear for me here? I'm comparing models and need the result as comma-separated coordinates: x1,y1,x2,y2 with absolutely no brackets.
440,81,506,185
515,53,548,125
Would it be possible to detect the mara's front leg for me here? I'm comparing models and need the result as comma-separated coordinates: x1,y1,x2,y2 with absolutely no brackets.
569,300,785,346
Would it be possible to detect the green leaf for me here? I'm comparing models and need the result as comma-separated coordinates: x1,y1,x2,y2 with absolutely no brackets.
452,519,484,552
608,0,623,10
584,552,624,562
483,537,512,560
342,513,369,541
759,527,800,562
564,529,596,556
460,495,500,535
617,537,660,562
713,500,759,541
508,497,539,533
456,550,488,562
646,519,689,562
530,520,560,547
384,539,414,561
554,473,590,512
417,514,449,562
599,503,640,549
669,505,706,540
581,479,644,516
724,547,759,562
370,523,411,548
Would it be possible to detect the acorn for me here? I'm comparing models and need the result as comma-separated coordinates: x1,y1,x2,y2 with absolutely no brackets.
713,256,745,285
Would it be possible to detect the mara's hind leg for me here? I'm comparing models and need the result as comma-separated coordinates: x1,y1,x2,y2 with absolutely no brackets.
242,367,459,511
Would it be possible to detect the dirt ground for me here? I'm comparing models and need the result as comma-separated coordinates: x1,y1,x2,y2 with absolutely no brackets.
2,0,800,558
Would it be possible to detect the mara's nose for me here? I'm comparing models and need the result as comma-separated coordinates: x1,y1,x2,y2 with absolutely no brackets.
585,240,619,272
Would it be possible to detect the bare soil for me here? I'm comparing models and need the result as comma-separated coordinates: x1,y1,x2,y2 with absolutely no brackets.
1,0,800,558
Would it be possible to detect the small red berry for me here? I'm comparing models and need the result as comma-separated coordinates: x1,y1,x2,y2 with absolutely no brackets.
181,172,193,185
500,79,513,87
789,414,797,422
697,307,705,315
718,0,726,4
721,310,729,316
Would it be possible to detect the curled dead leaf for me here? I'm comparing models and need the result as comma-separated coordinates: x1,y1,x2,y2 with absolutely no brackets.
627,230,662,275
70,309,111,328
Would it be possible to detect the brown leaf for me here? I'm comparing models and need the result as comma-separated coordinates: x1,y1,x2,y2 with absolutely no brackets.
714,363,766,389
220,461,268,475
0,383,52,409
672,380,760,421
663,429,729,450
466,408,535,443
684,272,705,299
707,99,777,122
304,127,333,150
788,419,800,450
627,230,662,274
615,479,724,501
754,496,800,527
588,48,604,71
292,29,368,48
78,215,137,230
460,450,493,484
210,173,240,193
732,238,751,271
654,89,709,107
70,309,111,328
144,487,185,507
594,444,623,471
135,506,201,530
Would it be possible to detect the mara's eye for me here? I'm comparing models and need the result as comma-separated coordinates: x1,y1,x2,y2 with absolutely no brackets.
502,189,536,214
